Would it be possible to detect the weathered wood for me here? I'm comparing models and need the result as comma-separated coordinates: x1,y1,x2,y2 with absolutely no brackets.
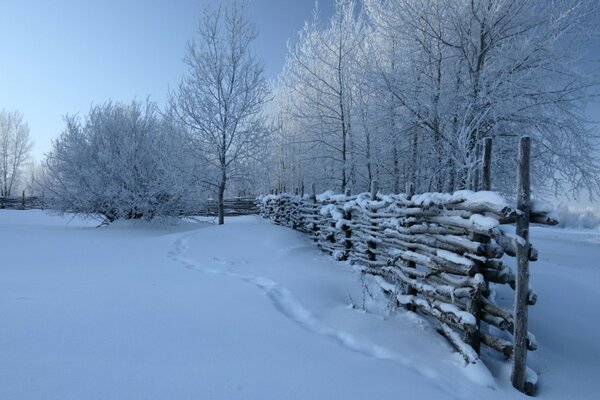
258,179,547,375
438,323,479,364
367,181,379,264
512,136,531,393
465,288,482,352
482,137,492,191
385,230,502,259
495,236,538,261
482,333,513,357
383,243,477,276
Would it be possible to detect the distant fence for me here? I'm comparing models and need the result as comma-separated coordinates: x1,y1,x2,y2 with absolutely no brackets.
0,195,258,217
259,137,551,395
196,198,258,216
0,195,43,210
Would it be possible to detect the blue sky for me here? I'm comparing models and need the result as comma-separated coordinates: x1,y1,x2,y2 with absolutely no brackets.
0,0,334,159
1,0,598,163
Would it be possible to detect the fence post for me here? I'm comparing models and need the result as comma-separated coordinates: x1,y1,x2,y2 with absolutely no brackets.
405,182,417,310
482,138,492,191
310,183,319,240
343,188,352,260
367,181,378,264
512,136,531,394
21,190,26,209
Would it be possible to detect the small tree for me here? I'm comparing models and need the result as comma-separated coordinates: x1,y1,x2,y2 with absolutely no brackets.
172,0,270,224
0,109,33,197
44,100,199,221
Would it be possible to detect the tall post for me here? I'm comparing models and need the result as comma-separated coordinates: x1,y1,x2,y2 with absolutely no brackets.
367,181,378,264
405,182,417,311
310,183,319,240
512,136,531,393
482,138,492,191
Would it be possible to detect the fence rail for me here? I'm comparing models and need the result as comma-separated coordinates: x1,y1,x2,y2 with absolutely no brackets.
0,196,42,210
197,198,259,216
259,182,555,394
0,196,258,217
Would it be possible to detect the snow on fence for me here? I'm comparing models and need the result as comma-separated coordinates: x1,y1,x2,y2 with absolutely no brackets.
259,181,556,394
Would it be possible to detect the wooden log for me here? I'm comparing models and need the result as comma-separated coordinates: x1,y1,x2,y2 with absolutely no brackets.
432,234,503,258
481,311,512,331
495,236,538,261
465,286,482,352
428,215,500,238
480,267,515,286
530,214,559,226
482,298,514,324
411,298,478,334
383,240,477,276
403,224,465,236
482,333,513,357
372,266,475,302
438,323,479,364
384,230,503,259
513,136,531,393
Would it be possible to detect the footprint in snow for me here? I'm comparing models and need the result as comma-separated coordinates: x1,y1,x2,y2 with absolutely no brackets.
168,233,441,383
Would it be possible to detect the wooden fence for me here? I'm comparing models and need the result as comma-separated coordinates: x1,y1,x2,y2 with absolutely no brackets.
0,195,42,210
197,198,258,216
0,195,258,217
258,138,553,395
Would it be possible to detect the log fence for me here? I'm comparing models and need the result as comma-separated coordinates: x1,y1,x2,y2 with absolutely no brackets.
258,137,553,395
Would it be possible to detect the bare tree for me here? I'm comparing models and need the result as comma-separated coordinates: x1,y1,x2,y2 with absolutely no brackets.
172,0,270,224
281,0,365,192
0,109,33,198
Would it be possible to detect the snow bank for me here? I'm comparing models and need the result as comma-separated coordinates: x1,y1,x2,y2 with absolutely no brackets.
552,203,600,230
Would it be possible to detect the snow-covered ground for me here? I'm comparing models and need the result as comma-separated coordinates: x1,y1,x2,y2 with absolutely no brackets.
1,210,599,399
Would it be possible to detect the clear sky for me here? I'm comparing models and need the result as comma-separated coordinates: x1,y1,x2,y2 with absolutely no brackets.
1,0,598,164
0,0,334,160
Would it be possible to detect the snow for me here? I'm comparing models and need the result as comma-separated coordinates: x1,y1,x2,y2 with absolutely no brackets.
436,249,476,267
436,302,477,326
453,190,509,209
1,210,600,399
551,203,600,230
468,214,500,230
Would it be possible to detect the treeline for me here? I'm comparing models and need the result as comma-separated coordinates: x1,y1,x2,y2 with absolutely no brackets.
268,0,600,198
14,0,600,223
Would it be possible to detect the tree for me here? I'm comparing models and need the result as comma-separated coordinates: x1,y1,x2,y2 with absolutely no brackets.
0,109,33,197
172,0,270,224
281,0,365,192
44,100,199,222
363,0,600,196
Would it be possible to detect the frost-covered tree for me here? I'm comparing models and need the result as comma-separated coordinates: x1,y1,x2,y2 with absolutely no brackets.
44,100,199,222
270,0,599,198
364,0,600,196
0,109,33,197
172,0,270,224
280,0,365,192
